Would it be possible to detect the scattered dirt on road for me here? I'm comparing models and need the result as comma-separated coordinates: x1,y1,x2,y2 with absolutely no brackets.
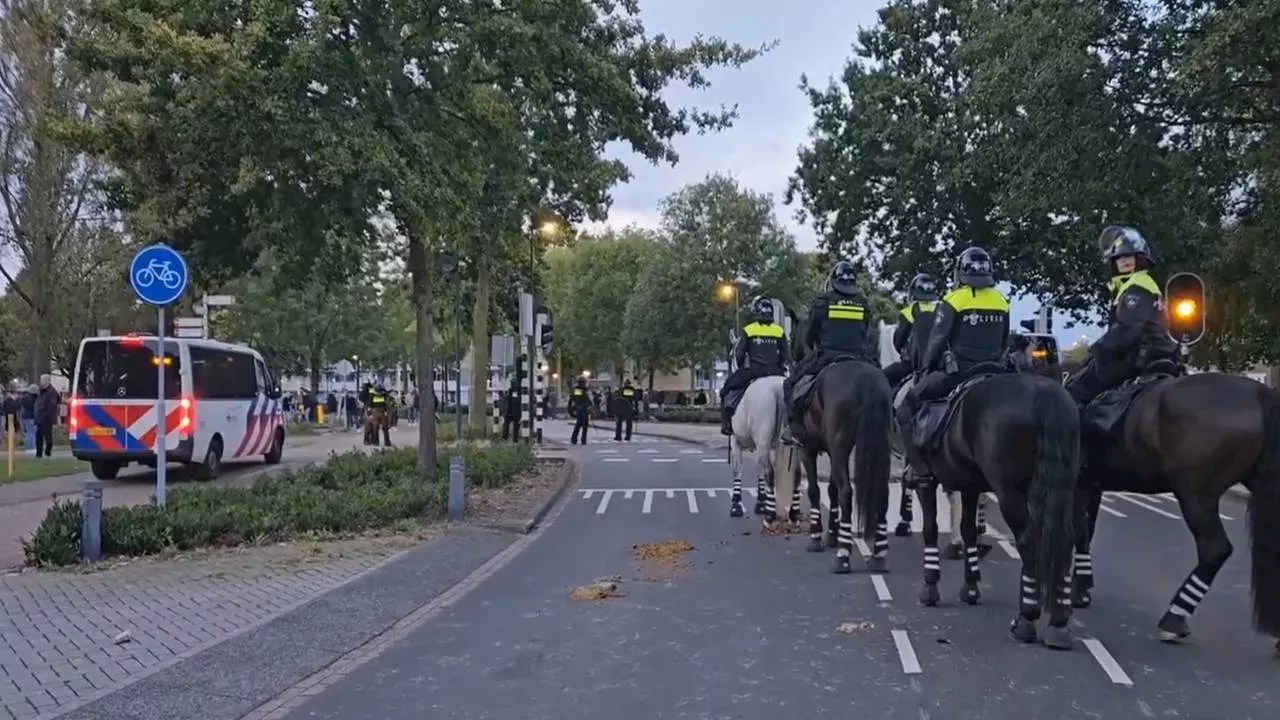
569,576,625,601
632,539,695,579
836,621,874,634
761,521,802,536
467,461,564,527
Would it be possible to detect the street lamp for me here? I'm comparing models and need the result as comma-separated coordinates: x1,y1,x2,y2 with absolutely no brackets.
352,354,360,391
582,370,591,378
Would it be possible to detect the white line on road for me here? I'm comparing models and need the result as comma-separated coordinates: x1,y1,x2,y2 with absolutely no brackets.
1099,503,1128,518
652,458,678,463
602,458,630,463
1114,493,1180,519
1081,637,1134,686
679,449,703,454
638,449,659,454
642,490,654,514
871,575,892,602
891,630,923,674
595,490,614,514
685,489,700,514
701,458,727,463
595,449,617,454
854,539,872,557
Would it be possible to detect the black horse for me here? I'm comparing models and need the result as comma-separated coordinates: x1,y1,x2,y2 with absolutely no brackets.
1071,371,1280,652
789,319,894,574
913,370,1081,649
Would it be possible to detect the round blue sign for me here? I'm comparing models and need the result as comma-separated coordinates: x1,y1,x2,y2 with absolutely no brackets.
129,244,189,306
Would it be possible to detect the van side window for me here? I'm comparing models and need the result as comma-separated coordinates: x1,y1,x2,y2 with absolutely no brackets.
190,347,258,399
253,358,268,395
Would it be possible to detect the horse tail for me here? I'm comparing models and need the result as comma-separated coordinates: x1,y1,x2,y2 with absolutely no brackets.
853,371,892,541
1028,382,1080,610
1247,386,1280,636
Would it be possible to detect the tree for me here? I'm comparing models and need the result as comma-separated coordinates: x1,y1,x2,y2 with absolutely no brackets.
72,0,766,476
623,241,710,374
1,0,117,379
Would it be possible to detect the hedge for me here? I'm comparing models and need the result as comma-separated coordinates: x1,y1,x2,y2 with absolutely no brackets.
22,442,536,567
650,407,720,424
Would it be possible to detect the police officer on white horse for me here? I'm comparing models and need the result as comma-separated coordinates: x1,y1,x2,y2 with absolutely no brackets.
719,296,790,436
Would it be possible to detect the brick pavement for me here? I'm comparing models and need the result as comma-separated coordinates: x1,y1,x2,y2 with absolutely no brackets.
0,539,412,720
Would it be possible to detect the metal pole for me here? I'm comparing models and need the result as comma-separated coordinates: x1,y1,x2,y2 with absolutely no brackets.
528,233,537,444
155,307,168,507
454,306,463,438
81,481,103,562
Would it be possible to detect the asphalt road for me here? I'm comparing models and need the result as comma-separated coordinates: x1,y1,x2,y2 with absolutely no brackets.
277,421,1277,720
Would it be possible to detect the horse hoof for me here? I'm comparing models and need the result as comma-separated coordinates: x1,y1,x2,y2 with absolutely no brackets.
893,523,912,538
1157,611,1191,643
865,556,888,574
1009,616,1038,644
788,509,801,524
1071,587,1092,609
919,584,940,607
832,556,852,574
942,544,963,561
825,533,839,548
959,584,981,605
1042,624,1074,650
753,503,766,516
729,503,745,518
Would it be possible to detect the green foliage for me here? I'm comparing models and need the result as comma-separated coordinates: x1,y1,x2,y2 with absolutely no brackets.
788,0,1280,368
650,407,720,424
22,443,537,567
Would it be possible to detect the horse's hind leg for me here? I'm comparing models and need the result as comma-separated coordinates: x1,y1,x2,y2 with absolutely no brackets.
729,439,746,518
1157,490,1233,642
867,483,890,573
958,488,983,605
918,484,942,606
1071,483,1101,608
825,477,840,548
1002,490,1040,643
832,448,856,574
805,453,825,552
895,483,913,537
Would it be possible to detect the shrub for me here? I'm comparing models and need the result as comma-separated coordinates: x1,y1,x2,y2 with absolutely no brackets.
22,442,537,567
651,407,720,424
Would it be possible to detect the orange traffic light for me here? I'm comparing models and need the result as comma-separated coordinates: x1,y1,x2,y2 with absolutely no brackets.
1165,272,1205,345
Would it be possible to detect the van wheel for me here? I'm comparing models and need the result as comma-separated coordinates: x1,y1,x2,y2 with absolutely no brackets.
195,437,223,481
264,430,284,465
90,461,121,480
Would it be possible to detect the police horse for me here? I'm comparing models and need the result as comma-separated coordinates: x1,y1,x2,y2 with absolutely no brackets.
1070,370,1280,652
727,374,793,523
908,370,1082,649
790,319,894,574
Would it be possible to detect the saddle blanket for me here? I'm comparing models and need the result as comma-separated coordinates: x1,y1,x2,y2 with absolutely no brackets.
1082,373,1171,436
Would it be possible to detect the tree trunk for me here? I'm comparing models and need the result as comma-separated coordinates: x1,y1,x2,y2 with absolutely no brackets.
408,234,437,476
467,258,493,436
647,367,655,393
309,352,323,394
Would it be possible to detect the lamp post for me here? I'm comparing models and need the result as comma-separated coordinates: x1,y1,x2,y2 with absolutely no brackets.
352,354,360,393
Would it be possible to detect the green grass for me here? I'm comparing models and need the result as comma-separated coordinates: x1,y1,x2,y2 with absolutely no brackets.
1,456,88,484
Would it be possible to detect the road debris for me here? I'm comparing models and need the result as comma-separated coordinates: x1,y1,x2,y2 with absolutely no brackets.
633,539,695,579
569,576,624,602
835,621,874,634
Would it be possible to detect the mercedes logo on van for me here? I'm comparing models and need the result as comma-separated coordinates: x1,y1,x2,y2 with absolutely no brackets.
117,386,127,397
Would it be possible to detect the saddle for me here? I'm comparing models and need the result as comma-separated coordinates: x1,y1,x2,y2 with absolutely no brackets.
1082,362,1179,436
792,354,864,410
911,362,1008,450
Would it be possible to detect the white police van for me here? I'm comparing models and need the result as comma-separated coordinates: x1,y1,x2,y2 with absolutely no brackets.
69,334,286,480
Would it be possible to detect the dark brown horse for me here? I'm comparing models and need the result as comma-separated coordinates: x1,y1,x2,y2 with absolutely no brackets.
789,319,894,575
1071,372,1280,652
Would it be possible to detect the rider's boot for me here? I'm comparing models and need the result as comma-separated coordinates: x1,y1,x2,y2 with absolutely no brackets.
719,405,733,436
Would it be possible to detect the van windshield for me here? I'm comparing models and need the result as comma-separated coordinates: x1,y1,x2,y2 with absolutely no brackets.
75,339,181,400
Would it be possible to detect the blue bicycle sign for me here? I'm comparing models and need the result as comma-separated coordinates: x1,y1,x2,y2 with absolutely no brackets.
129,244,189,306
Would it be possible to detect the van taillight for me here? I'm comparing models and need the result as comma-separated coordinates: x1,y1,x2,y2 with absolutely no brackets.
179,396,194,438
69,397,80,439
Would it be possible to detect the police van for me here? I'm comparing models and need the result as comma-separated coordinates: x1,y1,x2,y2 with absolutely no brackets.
69,334,286,481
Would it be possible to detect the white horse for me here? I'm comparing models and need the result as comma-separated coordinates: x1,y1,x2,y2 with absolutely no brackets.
728,375,795,523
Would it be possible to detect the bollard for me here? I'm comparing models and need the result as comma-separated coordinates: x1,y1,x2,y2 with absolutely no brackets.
448,456,466,521
81,480,104,563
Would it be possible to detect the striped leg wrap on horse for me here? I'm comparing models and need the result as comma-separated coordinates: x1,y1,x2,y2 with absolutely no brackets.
762,484,776,517
923,545,940,583
1074,552,1092,579
1019,574,1038,611
1058,572,1074,606
873,522,889,558
976,500,987,536
965,544,981,576
731,477,742,503
836,521,853,558
900,492,913,521
1167,570,1212,618
808,506,822,538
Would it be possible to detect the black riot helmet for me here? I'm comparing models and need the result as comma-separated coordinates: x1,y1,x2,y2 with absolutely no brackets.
828,261,858,296
749,296,774,323
1099,225,1155,271
954,247,996,289
908,273,939,302
575,376,587,388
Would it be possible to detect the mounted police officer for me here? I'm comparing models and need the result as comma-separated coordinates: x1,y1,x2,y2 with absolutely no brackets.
615,378,639,441
883,273,941,389
898,246,1010,485
1064,226,1179,407
781,260,870,445
719,296,789,435
569,377,591,445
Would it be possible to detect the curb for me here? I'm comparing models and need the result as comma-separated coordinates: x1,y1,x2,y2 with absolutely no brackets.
521,458,577,534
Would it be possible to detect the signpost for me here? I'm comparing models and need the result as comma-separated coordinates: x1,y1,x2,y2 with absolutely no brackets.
129,244,189,507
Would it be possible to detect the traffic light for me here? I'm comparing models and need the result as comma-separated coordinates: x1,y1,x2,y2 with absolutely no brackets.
1165,272,1206,346
538,321,553,353
515,354,527,387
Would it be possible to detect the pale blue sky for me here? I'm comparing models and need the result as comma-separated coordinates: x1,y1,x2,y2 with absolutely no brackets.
584,0,1098,345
